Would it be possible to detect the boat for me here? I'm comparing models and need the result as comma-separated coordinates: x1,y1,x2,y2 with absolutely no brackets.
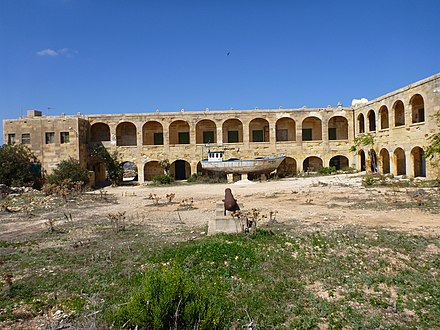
200,150,286,174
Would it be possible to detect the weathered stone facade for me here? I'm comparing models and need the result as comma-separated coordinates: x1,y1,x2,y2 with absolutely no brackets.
3,73,440,184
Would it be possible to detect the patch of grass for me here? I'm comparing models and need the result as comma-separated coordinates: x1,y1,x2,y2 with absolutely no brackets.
2,218,440,328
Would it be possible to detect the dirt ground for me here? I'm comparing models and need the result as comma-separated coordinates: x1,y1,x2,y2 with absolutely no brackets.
1,173,439,242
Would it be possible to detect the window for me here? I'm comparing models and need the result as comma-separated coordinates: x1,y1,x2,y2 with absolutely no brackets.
302,128,313,141
45,132,55,144
178,132,190,144
415,108,425,123
21,133,30,144
276,129,288,141
227,130,239,143
328,128,337,140
203,131,215,144
252,130,264,142
7,134,15,145
153,132,163,145
60,132,70,144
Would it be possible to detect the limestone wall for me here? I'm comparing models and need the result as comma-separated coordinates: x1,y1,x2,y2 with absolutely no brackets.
353,73,440,179
3,73,440,182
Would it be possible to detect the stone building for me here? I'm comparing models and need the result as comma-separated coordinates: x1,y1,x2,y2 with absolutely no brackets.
3,73,440,185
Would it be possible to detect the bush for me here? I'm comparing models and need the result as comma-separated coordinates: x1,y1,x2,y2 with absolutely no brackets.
89,144,123,184
187,173,198,183
362,175,375,186
153,174,174,184
0,144,39,187
318,166,336,175
111,266,224,329
46,158,89,186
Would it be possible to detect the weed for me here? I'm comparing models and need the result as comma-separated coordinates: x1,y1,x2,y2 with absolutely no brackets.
107,211,126,233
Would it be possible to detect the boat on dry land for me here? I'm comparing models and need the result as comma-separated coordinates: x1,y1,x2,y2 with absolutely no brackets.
201,151,286,174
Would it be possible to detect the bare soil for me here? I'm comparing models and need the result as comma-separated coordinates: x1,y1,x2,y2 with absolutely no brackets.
1,173,440,329
1,173,439,242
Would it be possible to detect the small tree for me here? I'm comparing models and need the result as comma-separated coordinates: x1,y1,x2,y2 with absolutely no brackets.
89,144,124,184
425,111,440,160
47,158,89,186
349,133,377,172
159,159,171,176
0,144,39,187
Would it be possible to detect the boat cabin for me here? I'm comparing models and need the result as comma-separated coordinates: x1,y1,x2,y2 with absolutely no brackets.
207,150,224,162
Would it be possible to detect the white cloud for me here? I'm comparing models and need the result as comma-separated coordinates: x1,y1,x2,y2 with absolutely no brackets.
36,48,78,57
36,48,59,56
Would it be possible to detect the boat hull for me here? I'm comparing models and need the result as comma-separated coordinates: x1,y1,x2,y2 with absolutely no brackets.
200,156,286,174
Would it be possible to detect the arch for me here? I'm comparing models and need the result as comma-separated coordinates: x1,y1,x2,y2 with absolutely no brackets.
410,94,425,124
357,113,365,133
367,110,376,132
379,106,389,129
359,150,366,171
393,100,405,127
92,162,107,187
328,116,348,140
196,119,217,144
91,123,110,143
379,148,390,174
276,117,296,141
142,121,163,145
169,120,190,144
249,118,270,142
276,157,297,177
411,146,426,177
303,156,323,172
222,119,243,143
116,122,137,146
302,117,322,141
121,161,138,182
369,149,378,173
394,148,406,176
143,161,164,181
329,155,349,170
170,159,191,180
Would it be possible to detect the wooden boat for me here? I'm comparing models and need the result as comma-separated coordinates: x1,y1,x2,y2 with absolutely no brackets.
200,151,286,174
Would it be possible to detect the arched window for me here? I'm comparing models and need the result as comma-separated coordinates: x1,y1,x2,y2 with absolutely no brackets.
169,120,190,144
249,118,270,142
116,122,137,146
91,123,110,142
196,119,217,144
302,117,322,141
142,121,163,145
328,116,348,140
222,119,243,143
367,110,376,132
357,114,365,133
275,118,296,141
393,100,405,127
410,94,425,124
379,106,389,130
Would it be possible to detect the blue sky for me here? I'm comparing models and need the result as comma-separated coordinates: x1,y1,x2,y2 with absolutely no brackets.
1,0,439,142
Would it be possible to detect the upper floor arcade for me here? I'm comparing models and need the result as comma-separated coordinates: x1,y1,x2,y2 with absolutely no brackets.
87,107,353,149
353,73,440,139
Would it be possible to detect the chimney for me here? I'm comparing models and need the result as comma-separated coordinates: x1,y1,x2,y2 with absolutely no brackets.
27,110,43,118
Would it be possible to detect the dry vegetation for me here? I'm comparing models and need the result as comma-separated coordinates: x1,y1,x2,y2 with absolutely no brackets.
1,173,439,329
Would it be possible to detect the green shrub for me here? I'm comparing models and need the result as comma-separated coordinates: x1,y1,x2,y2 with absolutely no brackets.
362,175,375,186
187,173,198,183
111,266,224,329
318,166,336,175
89,144,123,184
153,174,173,184
0,144,39,187
341,166,356,173
46,158,89,186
